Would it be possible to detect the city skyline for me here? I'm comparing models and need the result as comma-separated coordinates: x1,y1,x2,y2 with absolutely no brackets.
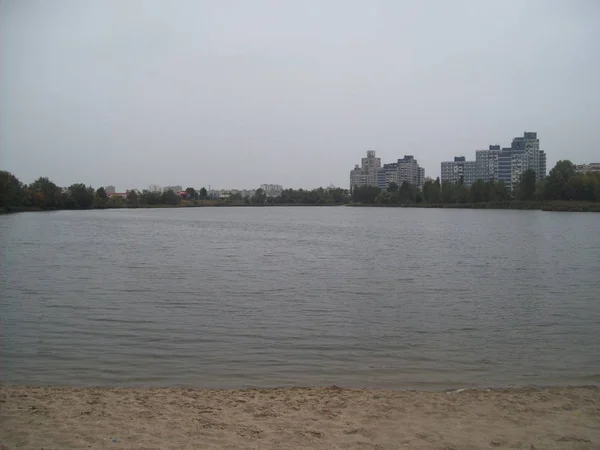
2,1,599,189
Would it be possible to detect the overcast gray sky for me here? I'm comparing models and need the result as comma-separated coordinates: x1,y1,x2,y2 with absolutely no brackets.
1,0,599,190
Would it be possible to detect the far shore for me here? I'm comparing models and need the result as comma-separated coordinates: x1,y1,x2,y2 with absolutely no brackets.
2,199,600,214
1,385,598,449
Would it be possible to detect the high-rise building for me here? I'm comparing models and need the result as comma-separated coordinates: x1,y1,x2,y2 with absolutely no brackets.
105,185,116,194
375,155,425,190
448,132,547,190
475,145,501,182
441,156,478,186
495,132,546,189
350,150,381,189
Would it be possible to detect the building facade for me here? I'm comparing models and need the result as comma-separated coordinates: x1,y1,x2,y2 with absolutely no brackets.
441,156,478,186
476,145,501,182
105,185,116,194
575,163,600,174
350,150,381,189
373,155,425,190
443,132,547,190
260,184,283,196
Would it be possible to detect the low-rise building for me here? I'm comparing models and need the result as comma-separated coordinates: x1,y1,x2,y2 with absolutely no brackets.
260,184,283,197
575,163,600,174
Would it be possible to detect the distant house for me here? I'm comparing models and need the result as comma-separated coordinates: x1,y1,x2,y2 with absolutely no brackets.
107,193,127,199
177,191,192,200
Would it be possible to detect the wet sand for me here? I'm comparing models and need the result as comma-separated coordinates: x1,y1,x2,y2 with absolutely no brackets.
1,385,598,449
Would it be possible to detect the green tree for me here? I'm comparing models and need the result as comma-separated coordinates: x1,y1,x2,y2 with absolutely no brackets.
185,187,196,200
387,182,399,193
441,182,455,203
107,195,124,208
0,171,25,211
351,185,381,204
96,186,108,203
162,189,181,205
251,188,267,204
228,192,244,203
423,178,442,204
452,184,469,204
470,179,488,203
126,190,140,207
398,181,415,204
67,183,95,209
140,190,162,205
516,169,537,201
544,160,576,200
199,187,208,199
29,177,62,209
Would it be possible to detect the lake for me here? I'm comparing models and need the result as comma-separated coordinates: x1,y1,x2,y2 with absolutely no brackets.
1,207,599,390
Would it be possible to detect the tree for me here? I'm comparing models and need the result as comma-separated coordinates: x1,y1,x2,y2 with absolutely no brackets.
199,187,208,199
251,188,267,204
228,192,244,203
441,182,455,203
351,185,381,204
544,160,576,200
127,190,140,207
29,177,62,209
162,189,181,205
107,195,124,208
96,187,108,202
185,187,196,200
140,190,162,205
470,179,488,203
452,184,469,204
387,182,399,193
423,178,442,204
398,181,415,204
516,169,537,201
489,180,508,202
67,183,95,209
0,171,25,211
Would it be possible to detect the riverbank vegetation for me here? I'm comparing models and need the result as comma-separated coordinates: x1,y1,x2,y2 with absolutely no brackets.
0,172,350,212
1,160,598,213
350,160,600,211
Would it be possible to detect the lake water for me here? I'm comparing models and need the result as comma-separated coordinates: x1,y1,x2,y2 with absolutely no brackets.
1,207,599,390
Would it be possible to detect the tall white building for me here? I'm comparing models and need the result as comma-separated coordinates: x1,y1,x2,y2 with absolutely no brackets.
442,132,547,190
375,155,425,190
350,150,381,189
475,145,501,181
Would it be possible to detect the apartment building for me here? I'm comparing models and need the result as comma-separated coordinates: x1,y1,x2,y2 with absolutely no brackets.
441,156,478,186
350,150,381,188
442,132,547,190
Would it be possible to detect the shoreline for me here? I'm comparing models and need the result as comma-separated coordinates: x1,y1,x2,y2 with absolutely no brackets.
2,385,598,449
3,200,600,214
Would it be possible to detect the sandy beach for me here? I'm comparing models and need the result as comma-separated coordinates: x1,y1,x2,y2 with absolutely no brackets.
1,385,598,449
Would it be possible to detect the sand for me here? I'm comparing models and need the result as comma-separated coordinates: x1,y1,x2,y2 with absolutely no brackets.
0,385,598,449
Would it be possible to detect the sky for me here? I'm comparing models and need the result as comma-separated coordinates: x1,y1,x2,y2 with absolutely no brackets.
1,0,599,191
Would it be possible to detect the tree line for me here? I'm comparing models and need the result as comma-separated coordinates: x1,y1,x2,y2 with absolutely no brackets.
0,172,351,212
351,160,600,205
